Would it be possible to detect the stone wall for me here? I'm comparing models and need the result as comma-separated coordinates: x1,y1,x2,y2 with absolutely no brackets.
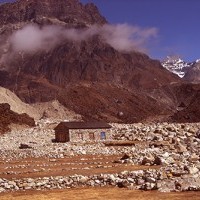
70,129,113,142
0,169,200,193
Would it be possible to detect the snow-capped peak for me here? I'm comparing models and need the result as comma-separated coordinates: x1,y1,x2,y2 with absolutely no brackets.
161,56,199,78
196,59,200,63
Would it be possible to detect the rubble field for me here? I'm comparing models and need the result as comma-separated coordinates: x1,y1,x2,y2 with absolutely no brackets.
0,120,200,197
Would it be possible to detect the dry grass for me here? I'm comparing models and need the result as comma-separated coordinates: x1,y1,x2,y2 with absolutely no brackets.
0,188,200,200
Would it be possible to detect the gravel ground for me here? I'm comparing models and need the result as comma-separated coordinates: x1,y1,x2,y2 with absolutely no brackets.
0,120,200,193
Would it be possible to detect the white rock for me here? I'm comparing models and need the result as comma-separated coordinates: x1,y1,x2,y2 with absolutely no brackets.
188,167,199,174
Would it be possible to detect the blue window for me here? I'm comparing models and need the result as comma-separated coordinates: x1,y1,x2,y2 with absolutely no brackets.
100,132,106,140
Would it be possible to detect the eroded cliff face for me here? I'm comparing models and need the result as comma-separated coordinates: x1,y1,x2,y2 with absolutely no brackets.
15,36,177,89
1,0,200,123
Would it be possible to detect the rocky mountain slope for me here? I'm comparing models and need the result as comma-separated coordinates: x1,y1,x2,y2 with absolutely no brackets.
170,83,200,123
0,0,106,27
0,86,35,115
184,62,200,83
0,103,35,134
0,0,199,123
0,86,82,120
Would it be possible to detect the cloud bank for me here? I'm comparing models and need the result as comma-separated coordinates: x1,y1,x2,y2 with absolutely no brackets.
9,24,158,53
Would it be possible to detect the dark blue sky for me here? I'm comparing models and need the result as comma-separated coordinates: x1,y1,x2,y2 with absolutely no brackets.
81,0,200,62
1,0,199,61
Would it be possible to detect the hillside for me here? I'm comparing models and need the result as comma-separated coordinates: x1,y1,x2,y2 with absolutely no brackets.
0,86,82,121
0,103,35,134
185,62,200,83
0,0,200,123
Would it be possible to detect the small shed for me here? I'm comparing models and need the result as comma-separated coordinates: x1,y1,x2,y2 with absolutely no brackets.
54,121,112,143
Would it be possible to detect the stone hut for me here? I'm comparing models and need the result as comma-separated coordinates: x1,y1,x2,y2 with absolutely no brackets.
54,121,112,143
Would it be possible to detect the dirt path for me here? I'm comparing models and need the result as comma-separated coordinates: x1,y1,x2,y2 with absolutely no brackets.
0,188,200,200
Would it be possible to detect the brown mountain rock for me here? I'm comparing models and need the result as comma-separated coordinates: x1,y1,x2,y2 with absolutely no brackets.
0,0,106,27
0,0,200,123
184,62,200,83
0,103,35,134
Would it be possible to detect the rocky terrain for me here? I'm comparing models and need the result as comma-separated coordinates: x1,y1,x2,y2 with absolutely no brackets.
0,0,199,123
0,86,81,133
0,0,106,27
0,0,200,198
0,86,35,116
0,0,192,123
0,120,199,193
185,61,200,83
0,87,82,121
0,103,35,134
168,83,200,123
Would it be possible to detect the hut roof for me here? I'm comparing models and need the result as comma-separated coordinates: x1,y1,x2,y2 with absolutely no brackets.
54,121,112,130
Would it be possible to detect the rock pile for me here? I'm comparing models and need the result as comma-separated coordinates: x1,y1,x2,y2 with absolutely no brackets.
0,169,200,193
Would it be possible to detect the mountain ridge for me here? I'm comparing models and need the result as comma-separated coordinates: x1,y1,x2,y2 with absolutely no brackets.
162,56,200,81
0,0,200,123
0,0,107,27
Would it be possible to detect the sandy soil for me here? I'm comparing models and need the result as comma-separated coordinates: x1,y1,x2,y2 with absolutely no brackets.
0,155,160,179
1,155,199,200
0,188,200,200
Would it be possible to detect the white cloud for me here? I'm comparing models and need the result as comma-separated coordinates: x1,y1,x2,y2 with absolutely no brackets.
8,23,158,53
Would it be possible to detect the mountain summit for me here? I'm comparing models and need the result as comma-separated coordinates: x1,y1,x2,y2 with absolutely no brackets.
0,0,106,27
162,56,200,80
